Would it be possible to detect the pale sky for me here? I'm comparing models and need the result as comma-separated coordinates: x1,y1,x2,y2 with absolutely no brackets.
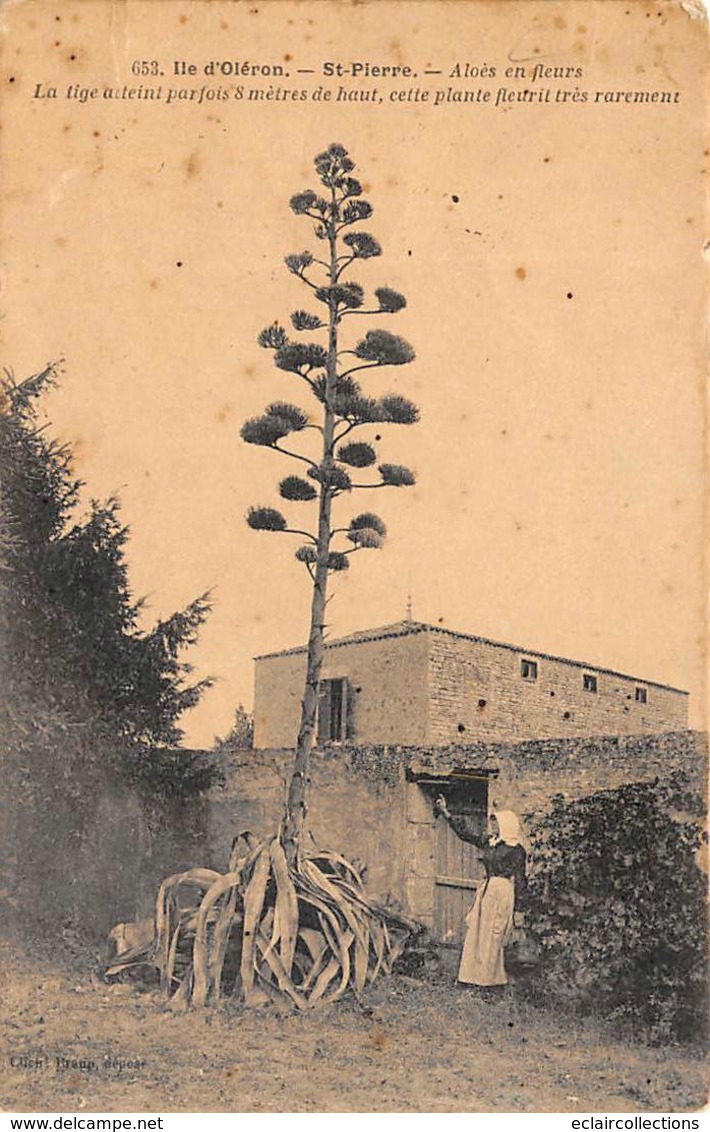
3,0,706,745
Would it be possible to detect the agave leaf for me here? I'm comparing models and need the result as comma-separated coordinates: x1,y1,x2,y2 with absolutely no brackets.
302,859,369,955
381,921,394,974
297,888,344,942
241,837,271,884
154,881,172,970
155,868,223,980
167,964,193,1012
178,868,224,888
103,949,153,978
240,846,272,1003
300,950,330,993
320,872,376,917
255,929,307,1010
319,928,355,1004
155,875,180,987
259,899,281,969
307,849,364,887
297,929,331,992
298,890,352,986
308,955,342,1004
299,927,328,964
354,924,370,993
368,919,386,982
315,907,344,962
270,839,299,976
193,872,241,1006
313,912,356,1002
228,830,259,872
180,909,199,935
210,905,244,1005
165,923,183,989
208,881,242,1004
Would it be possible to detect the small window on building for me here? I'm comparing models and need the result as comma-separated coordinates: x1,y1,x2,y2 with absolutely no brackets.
635,686,647,704
583,673,598,693
317,678,348,743
520,658,538,681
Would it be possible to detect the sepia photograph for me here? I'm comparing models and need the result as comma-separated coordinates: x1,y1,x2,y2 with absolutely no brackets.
1,0,707,1118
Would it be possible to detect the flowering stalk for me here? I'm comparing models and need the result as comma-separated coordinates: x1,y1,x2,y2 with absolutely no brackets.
241,144,418,863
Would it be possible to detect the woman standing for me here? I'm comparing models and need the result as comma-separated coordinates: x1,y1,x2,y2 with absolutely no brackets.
435,797,528,988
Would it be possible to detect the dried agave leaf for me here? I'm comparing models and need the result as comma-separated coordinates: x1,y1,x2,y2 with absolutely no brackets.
353,923,370,993
165,923,183,989
309,955,342,1004
299,926,327,964
298,935,331,992
155,869,222,989
193,872,242,1006
240,845,272,1003
307,848,364,886
255,929,307,1009
320,929,355,1004
209,881,242,1003
301,859,369,955
167,964,193,1012
270,838,299,975
368,919,386,982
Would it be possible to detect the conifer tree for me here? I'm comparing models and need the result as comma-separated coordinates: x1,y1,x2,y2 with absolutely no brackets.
1,363,214,755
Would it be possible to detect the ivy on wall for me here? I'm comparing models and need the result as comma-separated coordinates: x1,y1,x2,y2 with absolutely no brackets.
525,773,708,1043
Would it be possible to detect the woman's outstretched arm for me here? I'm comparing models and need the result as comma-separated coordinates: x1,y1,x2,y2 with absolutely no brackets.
434,795,488,847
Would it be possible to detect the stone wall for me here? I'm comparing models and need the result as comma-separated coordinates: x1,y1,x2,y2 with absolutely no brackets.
206,731,707,932
426,631,688,744
407,730,708,820
2,764,208,945
205,747,409,909
76,783,208,936
9,730,697,947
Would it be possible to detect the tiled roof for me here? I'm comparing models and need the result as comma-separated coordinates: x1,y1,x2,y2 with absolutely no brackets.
254,619,688,695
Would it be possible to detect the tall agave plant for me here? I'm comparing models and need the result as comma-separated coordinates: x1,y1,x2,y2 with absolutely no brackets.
105,147,418,1007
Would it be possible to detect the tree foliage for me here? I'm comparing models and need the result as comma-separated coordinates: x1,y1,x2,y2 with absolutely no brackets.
0,363,214,759
525,775,708,1043
212,703,254,752
1,364,218,939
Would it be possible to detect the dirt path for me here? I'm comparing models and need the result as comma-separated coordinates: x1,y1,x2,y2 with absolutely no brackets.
1,944,706,1113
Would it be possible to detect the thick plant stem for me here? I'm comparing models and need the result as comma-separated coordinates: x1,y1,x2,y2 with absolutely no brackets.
281,189,339,867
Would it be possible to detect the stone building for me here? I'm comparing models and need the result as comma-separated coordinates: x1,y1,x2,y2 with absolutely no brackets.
254,620,688,749
99,620,690,952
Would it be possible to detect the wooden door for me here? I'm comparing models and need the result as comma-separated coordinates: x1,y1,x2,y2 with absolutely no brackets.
433,779,488,946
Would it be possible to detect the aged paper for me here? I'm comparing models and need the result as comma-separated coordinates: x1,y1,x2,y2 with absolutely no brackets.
1,0,707,1116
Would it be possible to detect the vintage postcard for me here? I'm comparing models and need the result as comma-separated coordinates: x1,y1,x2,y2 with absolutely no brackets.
1,0,707,1117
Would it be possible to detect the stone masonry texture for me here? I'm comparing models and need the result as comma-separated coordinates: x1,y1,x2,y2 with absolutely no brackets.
253,622,688,749
203,731,706,925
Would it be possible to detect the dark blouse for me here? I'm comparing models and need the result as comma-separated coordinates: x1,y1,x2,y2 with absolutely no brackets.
447,813,528,909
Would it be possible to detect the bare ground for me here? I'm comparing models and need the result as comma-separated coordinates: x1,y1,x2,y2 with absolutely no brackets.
1,941,707,1113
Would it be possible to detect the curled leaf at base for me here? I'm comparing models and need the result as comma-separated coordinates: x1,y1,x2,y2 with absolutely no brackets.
107,837,413,1011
